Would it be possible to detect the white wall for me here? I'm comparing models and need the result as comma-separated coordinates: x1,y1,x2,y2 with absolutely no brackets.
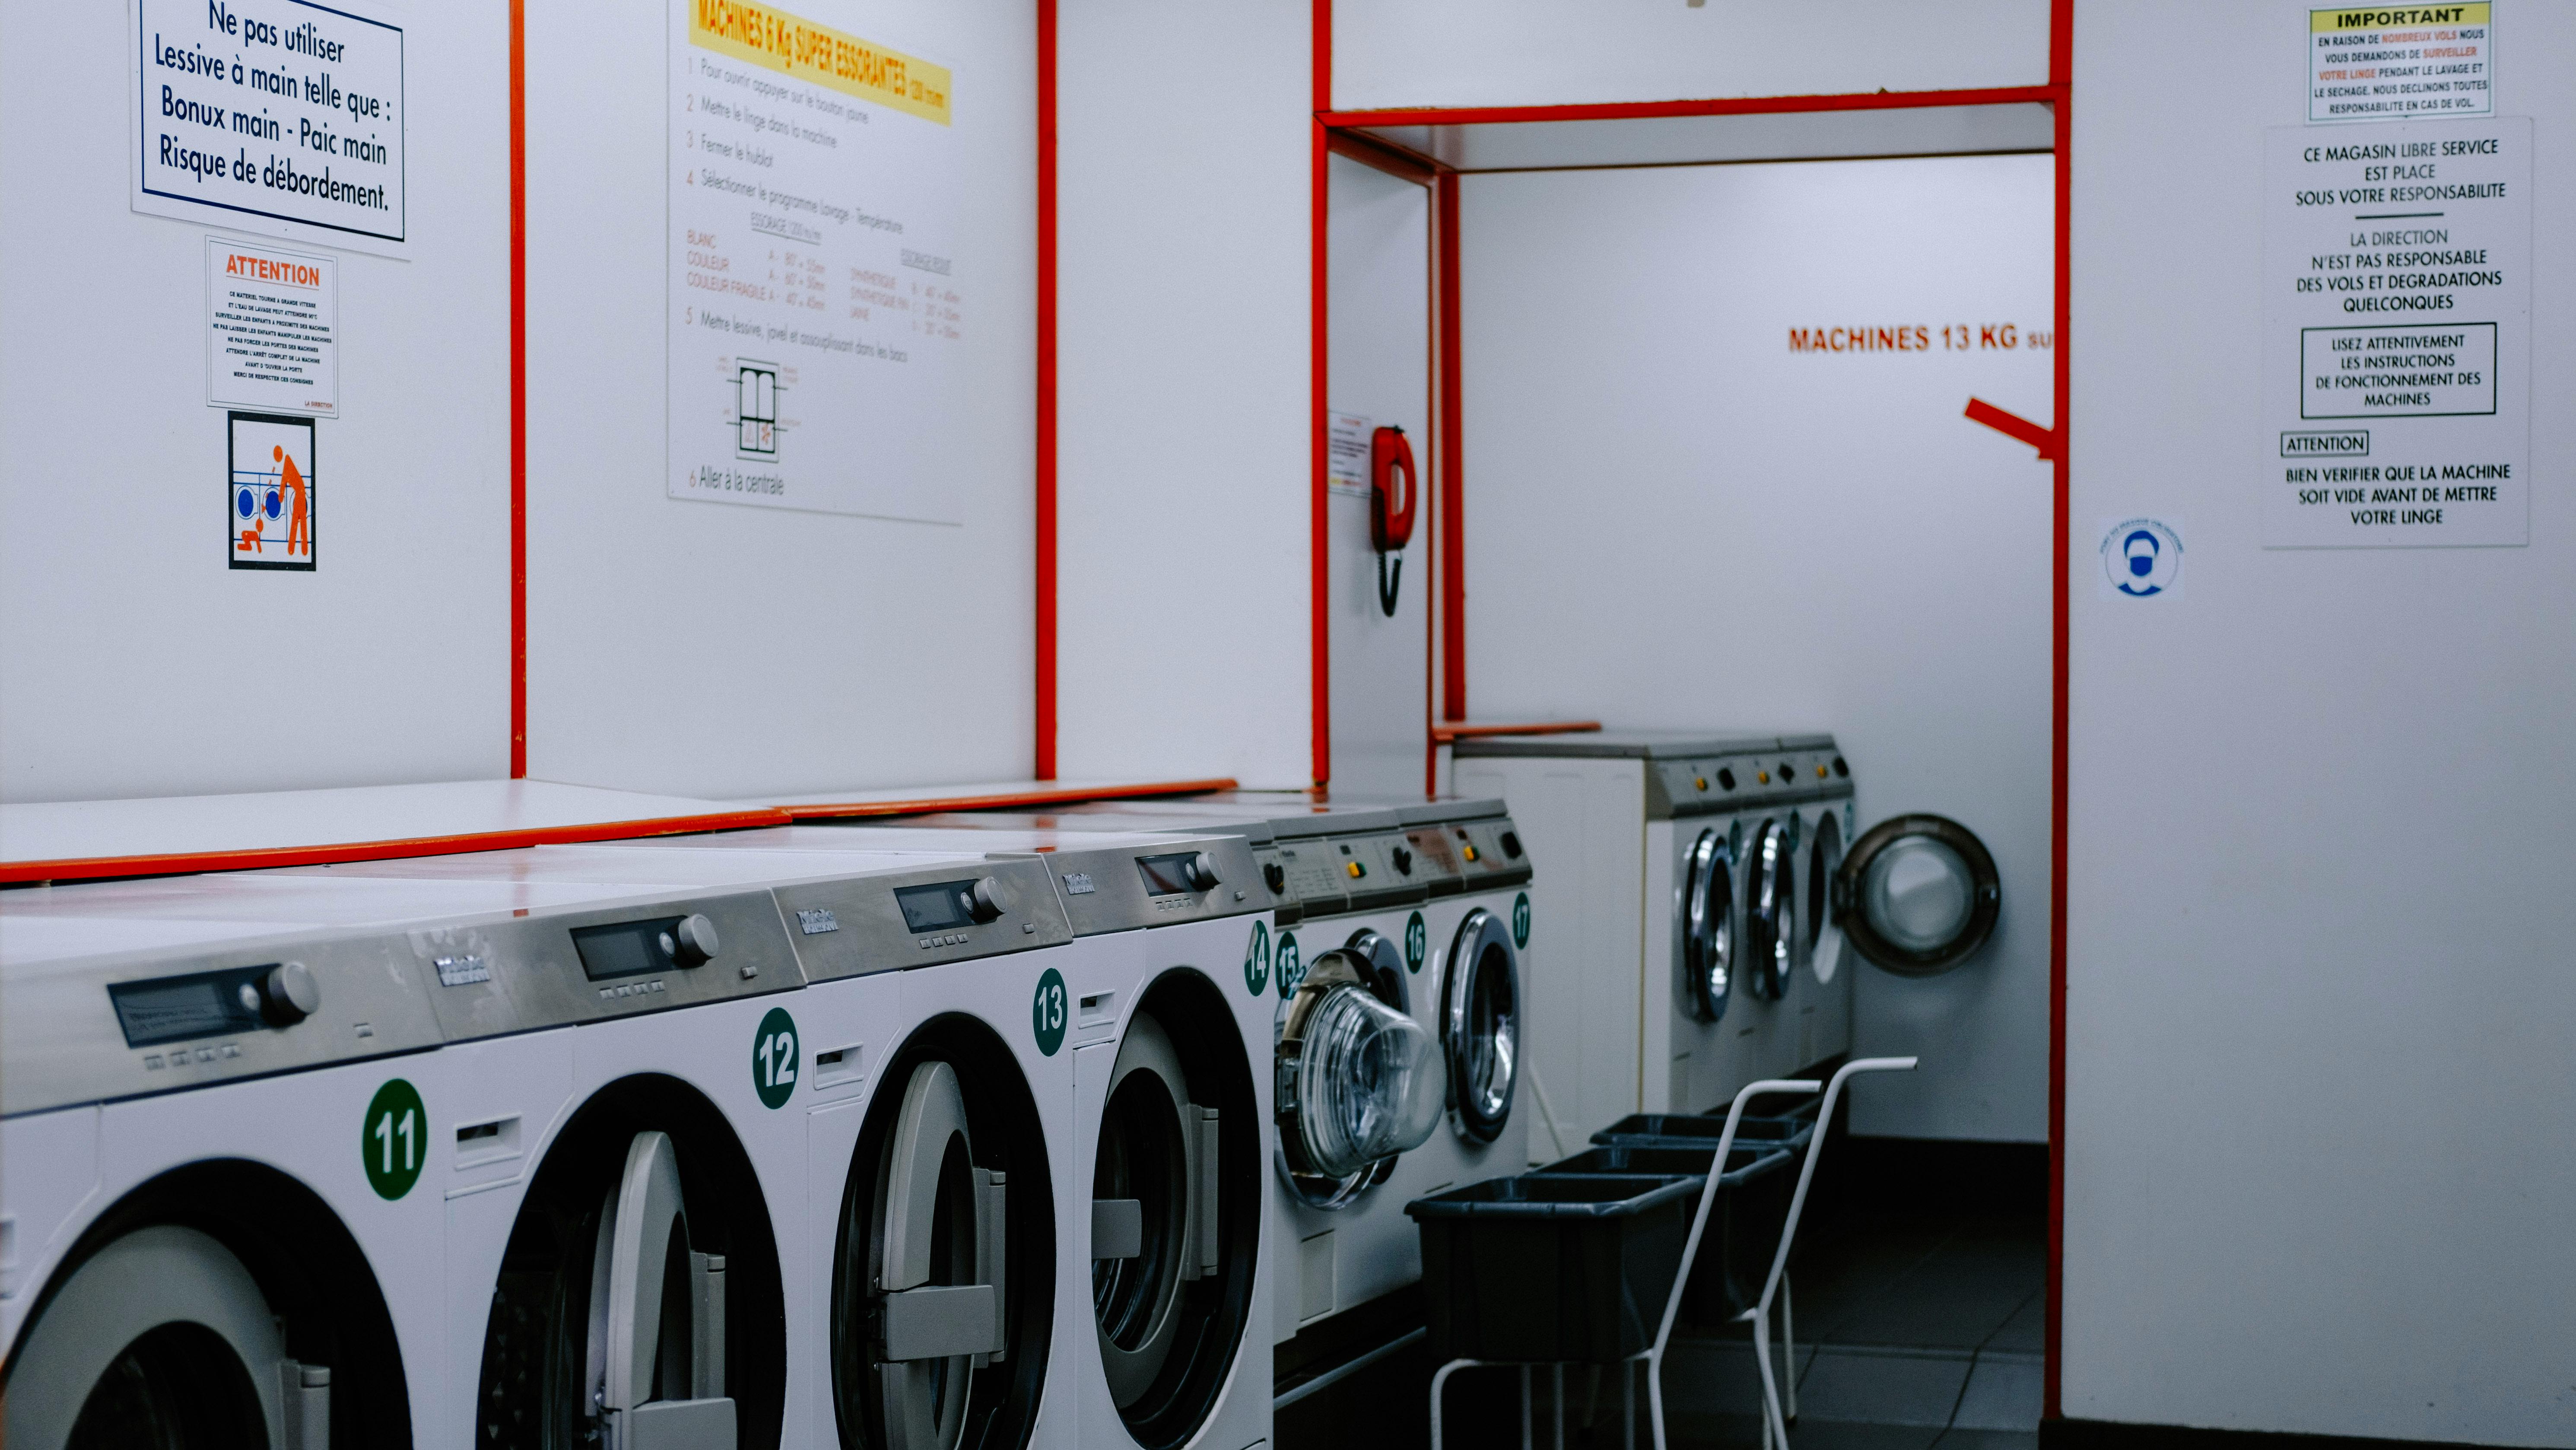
0,1,511,802
1456,156,2055,1141
1333,0,2051,113
524,0,1035,799
1326,153,1433,798
1052,0,1312,789
2064,2,2576,1441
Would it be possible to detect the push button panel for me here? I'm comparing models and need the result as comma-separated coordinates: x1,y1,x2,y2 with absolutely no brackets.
410,888,804,1042
1333,833,1432,910
773,856,1070,982
2,928,444,1116
1452,818,1534,889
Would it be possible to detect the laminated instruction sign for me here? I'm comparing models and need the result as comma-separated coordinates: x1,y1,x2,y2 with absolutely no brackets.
668,0,966,523
2262,118,2528,547
2309,6,2492,124
134,0,406,251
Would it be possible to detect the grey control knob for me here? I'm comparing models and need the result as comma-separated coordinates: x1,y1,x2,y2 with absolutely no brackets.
261,962,320,1025
672,914,721,967
1182,852,1220,892
968,877,1011,923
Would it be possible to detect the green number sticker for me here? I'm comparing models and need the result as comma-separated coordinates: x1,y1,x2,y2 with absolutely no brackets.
1243,921,1272,997
1512,892,1532,950
361,1078,426,1201
1032,967,1068,1056
752,1006,799,1109
1274,932,1304,1000
1404,911,1427,974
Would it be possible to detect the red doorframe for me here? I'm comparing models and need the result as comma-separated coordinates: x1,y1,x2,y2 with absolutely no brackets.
508,0,527,778
1314,9,2075,1415
1035,0,1059,780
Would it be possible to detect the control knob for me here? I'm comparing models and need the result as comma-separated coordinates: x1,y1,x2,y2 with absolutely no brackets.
1182,852,1221,891
968,876,1012,923
261,962,320,1026
672,914,721,967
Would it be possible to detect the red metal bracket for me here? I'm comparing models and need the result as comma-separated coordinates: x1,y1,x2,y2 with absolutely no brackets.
1965,397,2057,460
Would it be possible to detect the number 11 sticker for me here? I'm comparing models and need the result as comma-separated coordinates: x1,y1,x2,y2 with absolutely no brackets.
362,1078,426,1200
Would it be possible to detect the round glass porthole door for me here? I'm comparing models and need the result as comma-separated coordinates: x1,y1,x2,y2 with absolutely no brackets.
476,1077,775,1450
1091,971,1259,1450
1743,817,1796,1001
1833,814,2001,976
1273,949,1445,1209
1442,907,1520,1145
1804,809,1846,985
837,1015,1052,1450
1680,827,1734,1022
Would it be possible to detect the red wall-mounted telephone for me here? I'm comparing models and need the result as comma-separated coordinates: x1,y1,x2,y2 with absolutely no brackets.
1370,425,1417,616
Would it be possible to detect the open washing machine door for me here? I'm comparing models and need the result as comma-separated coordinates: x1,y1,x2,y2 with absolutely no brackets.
3,1225,330,1449
1833,814,2001,976
1742,816,1798,1001
1272,949,1445,1209
1678,826,1736,1022
476,1081,777,1450
833,1019,1051,1450
1089,970,1261,1450
1441,907,1521,1144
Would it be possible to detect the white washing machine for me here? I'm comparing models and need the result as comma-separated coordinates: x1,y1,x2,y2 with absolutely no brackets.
659,823,1282,1450
0,865,721,1447
1458,731,2001,1125
898,797,1530,1345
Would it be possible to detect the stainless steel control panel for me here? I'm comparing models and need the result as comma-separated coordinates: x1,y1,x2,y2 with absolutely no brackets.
772,855,1073,981
1019,836,1267,938
3,926,445,1117
1450,816,1534,890
408,888,804,1043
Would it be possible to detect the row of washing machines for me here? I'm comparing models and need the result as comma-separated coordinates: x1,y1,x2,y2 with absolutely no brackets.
0,796,1529,1450
0,749,1993,1450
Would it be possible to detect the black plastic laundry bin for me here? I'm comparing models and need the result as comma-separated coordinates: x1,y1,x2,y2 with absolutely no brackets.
1406,1173,1698,1365
1535,1142,1797,1323
1588,1108,1816,1151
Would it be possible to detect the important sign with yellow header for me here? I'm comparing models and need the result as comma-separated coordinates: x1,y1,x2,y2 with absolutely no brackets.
2309,5,2492,124
688,0,950,124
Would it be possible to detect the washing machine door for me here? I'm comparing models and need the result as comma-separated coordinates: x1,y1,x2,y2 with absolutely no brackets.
859,1061,1009,1450
1804,809,1846,984
1679,827,1735,1022
582,1131,736,1449
1442,907,1520,1144
1742,817,1796,1001
3,1225,313,1449
1834,814,2001,976
1090,971,1260,1450
1273,948,1445,1208
1342,927,1409,1012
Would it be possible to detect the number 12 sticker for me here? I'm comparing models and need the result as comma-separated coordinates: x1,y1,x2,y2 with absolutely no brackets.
753,1006,800,1109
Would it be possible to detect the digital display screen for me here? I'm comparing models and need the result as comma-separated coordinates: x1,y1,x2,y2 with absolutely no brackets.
569,917,685,981
895,881,979,932
1135,852,1203,897
109,967,269,1048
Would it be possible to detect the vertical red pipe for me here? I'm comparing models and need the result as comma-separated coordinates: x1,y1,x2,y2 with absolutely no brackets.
2045,0,2074,1425
1308,0,1333,787
1435,171,1466,725
508,0,527,779
1034,0,1059,781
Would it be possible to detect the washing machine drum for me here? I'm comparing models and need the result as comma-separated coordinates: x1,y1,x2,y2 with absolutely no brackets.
1681,827,1735,1022
1742,817,1797,1001
4,1225,324,1449
1442,907,1520,1144
1273,948,1445,1207
1834,813,2001,976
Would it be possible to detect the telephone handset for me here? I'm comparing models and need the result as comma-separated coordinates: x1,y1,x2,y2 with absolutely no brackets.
1369,425,1417,617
